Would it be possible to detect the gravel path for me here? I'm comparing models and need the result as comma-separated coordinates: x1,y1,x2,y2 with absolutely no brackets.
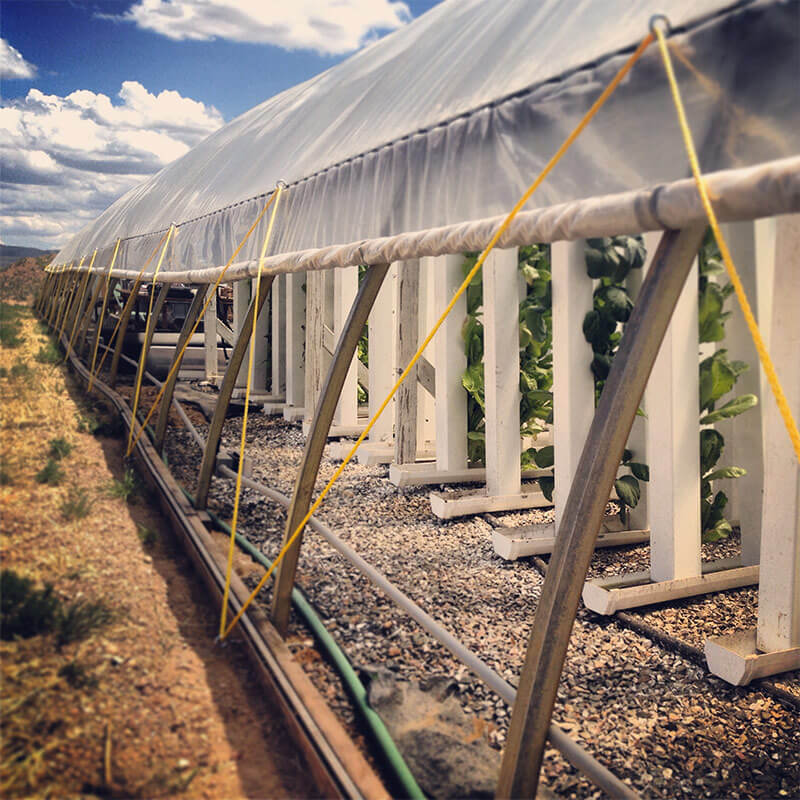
165,411,800,800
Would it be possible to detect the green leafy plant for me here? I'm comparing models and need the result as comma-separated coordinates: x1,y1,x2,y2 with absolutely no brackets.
697,232,756,540
0,569,60,640
36,458,65,486
0,302,26,348
462,246,554,500
56,599,112,647
61,487,92,521
582,236,648,520
48,437,74,460
105,468,139,504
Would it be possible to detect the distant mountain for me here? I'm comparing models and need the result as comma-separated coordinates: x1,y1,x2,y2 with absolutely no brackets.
1,244,56,269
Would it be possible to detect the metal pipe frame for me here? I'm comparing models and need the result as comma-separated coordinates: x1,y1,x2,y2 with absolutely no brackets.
88,277,118,368
269,263,389,634
496,225,707,798
194,274,274,510
73,276,103,357
154,284,208,451
109,277,146,387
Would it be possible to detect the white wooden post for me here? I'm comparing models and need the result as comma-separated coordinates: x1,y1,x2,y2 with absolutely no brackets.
204,285,218,382
647,257,702,582
284,272,305,418
304,270,325,424
417,258,436,452
757,213,800,652
395,259,420,465
233,280,250,388
270,273,286,398
251,277,270,393
368,263,397,443
434,254,468,471
483,248,521,497
333,266,359,428
719,222,764,565
552,240,596,532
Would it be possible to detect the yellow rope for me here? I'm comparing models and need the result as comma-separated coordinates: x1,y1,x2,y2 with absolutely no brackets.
91,231,170,386
654,24,800,464
88,239,122,392
126,226,175,456
64,250,97,361
126,189,280,455
219,185,285,637
220,31,655,639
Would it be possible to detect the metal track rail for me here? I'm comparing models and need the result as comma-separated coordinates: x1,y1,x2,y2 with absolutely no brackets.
62,335,390,800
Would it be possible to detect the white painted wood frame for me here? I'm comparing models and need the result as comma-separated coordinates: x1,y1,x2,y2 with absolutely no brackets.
333,266,359,427
284,271,305,415
204,285,218,382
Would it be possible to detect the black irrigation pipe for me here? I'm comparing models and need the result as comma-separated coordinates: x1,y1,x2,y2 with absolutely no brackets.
530,556,800,713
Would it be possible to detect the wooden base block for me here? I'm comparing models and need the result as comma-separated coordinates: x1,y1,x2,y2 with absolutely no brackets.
282,406,305,422
582,558,759,615
302,419,367,438
391,462,551,488
704,628,800,686
492,520,649,561
262,402,287,415
232,389,285,402
430,484,551,520
327,441,435,466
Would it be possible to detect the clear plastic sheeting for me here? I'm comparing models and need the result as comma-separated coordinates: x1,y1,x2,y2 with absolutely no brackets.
53,0,800,276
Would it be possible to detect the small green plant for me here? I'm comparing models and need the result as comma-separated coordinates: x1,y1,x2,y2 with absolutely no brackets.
9,361,33,383
106,469,139,503
1,569,60,640
35,340,61,364
136,523,158,547
61,487,92,521
48,437,74,460
36,458,65,486
0,304,26,349
76,412,100,434
56,599,113,647
0,465,13,486
0,366,7,379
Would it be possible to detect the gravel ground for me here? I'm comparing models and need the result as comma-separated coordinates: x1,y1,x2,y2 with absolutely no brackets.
164,411,800,800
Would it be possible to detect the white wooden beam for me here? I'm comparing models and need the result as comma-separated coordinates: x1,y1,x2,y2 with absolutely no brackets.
333,267,359,428
395,259,420,465
204,285,218,383
483,248,521,497
756,212,800,653
233,280,250,388
304,270,324,424
368,263,397,443
551,240,595,531
284,271,305,413
647,255,701,582
271,273,286,397
434,254,468,472
252,277,270,392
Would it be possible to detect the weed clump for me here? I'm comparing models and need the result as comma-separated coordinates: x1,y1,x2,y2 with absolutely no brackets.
48,437,73,460
1,569,112,646
35,340,61,364
36,458,64,486
137,523,158,547
106,469,139,504
60,487,92,521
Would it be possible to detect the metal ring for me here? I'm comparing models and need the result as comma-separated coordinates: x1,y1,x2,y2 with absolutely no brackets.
276,179,288,190
649,14,671,36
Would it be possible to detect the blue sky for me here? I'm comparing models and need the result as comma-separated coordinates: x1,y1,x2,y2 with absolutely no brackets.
0,0,442,249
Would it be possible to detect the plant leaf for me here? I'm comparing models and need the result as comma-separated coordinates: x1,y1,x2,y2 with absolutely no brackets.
614,475,640,508
700,393,758,424
704,466,747,481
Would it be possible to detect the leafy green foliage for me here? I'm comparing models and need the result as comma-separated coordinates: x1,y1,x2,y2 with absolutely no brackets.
35,339,61,364
137,523,159,547
582,236,648,519
461,246,553,496
36,458,64,486
697,231,754,541
0,302,27,348
56,599,112,647
105,469,139,504
48,437,74,460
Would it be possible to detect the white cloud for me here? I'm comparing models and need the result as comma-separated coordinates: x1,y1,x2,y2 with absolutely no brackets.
118,0,410,55
0,38,37,80
0,82,223,249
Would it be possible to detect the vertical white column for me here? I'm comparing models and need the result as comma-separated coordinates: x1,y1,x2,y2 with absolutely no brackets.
435,254,468,471
270,273,286,396
285,272,305,410
417,257,436,450
233,280,250,388
757,213,800,652
647,255,702,582
251,277,270,392
369,263,397,442
395,259,420,464
204,285,218,382
333,266,359,427
552,241,596,531
304,270,324,423
483,248,521,497
719,222,764,565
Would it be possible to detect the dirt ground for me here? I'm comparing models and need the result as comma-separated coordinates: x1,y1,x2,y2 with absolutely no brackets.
0,304,316,798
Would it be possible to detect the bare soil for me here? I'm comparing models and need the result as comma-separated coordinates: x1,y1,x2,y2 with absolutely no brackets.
0,306,316,798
